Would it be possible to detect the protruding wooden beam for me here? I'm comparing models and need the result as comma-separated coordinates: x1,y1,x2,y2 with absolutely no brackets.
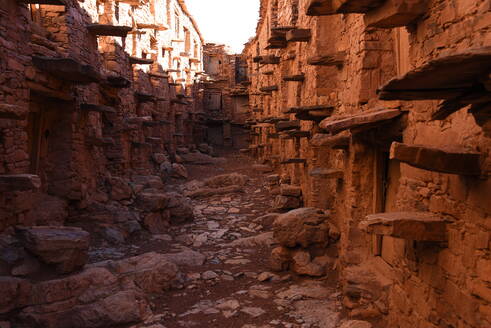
319,108,402,134
129,56,154,65
148,72,169,79
283,74,305,82
309,168,343,179
259,55,281,65
360,212,448,242
136,23,169,30
307,52,346,67
276,120,301,131
135,92,155,102
80,103,116,113
0,104,28,120
87,24,132,37
32,56,100,84
286,130,310,138
390,142,482,176
253,56,263,63
0,174,41,192
310,132,350,149
286,29,311,42
259,86,279,92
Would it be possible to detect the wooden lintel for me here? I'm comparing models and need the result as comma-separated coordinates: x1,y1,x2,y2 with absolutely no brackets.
390,142,482,176
87,24,132,37
360,212,448,241
319,108,402,134
307,52,346,67
0,174,41,192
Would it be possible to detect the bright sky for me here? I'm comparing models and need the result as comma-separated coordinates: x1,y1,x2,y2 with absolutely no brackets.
185,0,260,54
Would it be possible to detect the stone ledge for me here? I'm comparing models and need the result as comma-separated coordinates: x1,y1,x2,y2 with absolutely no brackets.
319,108,402,134
32,56,100,84
87,24,132,37
360,212,449,241
0,174,41,192
307,52,346,66
309,168,343,179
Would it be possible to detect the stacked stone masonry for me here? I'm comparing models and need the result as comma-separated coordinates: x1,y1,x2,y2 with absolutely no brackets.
242,0,491,327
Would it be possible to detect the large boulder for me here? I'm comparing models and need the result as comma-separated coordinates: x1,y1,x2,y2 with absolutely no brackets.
170,163,188,179
143,212,170,234
273,208,330,248
166,192,194,224
272,195,301,210
108,177,133,201
135,193,170,212
19,226,90,273
203,173,249,188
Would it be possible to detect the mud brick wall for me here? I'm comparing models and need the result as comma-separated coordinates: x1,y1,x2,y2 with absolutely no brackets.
243,0,491,327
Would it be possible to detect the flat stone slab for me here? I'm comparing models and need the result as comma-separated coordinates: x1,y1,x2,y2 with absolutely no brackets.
319,108,402,134
87,24,132,37
360,212,449,241
32,56,100,84
307,52,346,66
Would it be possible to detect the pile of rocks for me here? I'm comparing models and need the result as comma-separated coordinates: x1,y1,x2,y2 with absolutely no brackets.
270,208,340,277
265,175,303,211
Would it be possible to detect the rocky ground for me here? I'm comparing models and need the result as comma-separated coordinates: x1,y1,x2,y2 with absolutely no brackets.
1,151,372,328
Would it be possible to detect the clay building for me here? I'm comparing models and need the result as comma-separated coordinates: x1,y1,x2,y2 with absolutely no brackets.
243,0,491,327
202,43,250,149
0,0,205,228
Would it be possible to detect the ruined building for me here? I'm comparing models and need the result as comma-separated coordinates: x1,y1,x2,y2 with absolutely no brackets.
243,0,491,327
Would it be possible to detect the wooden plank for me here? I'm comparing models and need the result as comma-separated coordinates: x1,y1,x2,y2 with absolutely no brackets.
259,85,279,92
307,52,346,66
32,56,100,84
390,142,482,176
319,108,402,134
0,174,41,192
379,47,491,101
360,212,448,242
275,120,301,131
87,24,132,37
0,104,28,120
364,0,428,28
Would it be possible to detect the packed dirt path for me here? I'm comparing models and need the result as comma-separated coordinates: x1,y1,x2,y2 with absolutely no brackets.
117,151,347,328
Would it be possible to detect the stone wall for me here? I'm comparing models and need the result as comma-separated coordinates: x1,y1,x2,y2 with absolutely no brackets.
0,0,205,230
243,0,491,327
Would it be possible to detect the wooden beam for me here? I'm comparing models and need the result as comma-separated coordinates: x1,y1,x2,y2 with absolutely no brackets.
309,168,343,179
307,52,346,67
283,74,305,82
129,56,154,65
87,24,132,37
0,174,41,192
281,158,307,164
276,120,301,131
135,92,155,102
319,108,402,134
306,0,384,16
360,212,448,242
390,142,482,176
32,56,100,84
259,86,279,92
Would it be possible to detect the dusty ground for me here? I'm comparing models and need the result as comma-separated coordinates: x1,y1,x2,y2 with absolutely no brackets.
92,151,347,328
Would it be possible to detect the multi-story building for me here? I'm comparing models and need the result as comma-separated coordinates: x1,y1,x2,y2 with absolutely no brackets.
243,0,491,327
0,0,204,228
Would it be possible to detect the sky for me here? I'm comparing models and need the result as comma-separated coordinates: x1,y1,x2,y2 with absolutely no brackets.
185,0,260,54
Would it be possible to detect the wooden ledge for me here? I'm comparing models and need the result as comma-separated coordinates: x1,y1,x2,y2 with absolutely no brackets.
259,86,279,92
276,120,301,131
87,24,132,37
309,168,343,179
319,108,402,134
32,56,100,84
379,47,491,101
129,56,154,65
390,142,482,176
0,174,41,192
135,92,155,102
105,75,131,88
0,104,28,120
307,52,346,67
283,74,305,82
310,132,350,149
80,103,116,113
280,158,307,164
259,55,281,65
306,0,384,16
286,29,311,42
360,212,449,241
